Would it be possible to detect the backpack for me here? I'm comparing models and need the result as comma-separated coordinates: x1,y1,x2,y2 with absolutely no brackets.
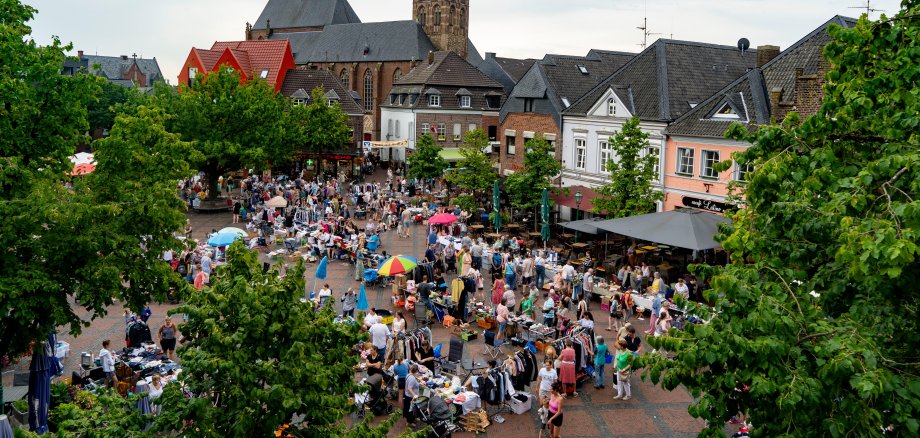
609,298,623,318
492,253,502,268
177,263,188,276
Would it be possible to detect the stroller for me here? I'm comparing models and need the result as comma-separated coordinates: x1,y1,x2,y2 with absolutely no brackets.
355,373,393,416
364,269,382,288
412,392,458,438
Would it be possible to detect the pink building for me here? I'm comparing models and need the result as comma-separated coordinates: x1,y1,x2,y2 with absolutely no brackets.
662,15,855,213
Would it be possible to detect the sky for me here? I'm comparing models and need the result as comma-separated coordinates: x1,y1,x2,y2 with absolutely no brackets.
25,0,902,84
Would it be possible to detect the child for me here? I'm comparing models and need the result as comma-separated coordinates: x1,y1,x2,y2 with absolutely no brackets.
537,399,550,437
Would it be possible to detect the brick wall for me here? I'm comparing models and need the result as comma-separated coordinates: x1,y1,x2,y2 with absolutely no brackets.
499,112,560,173
416,113,489,147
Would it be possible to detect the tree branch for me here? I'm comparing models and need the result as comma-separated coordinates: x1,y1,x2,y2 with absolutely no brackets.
764,265,804,317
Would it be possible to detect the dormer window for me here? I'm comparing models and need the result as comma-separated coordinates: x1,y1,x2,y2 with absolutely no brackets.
460,95,471,108
429,95,441,107
713,103,740,119
293,98,306,106
577,65,588,74
260,69,269,79
607,98,617,116
327,99,337,106
561,97,571,108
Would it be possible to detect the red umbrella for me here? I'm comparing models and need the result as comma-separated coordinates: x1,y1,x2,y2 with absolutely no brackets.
70,163,96,176
428,212,457,225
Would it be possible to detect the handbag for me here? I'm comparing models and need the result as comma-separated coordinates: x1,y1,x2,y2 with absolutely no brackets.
605,352,613,364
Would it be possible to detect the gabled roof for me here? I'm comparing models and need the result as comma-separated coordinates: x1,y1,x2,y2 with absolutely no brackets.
210,40,292,88
565,39,758,122
279,69,364,115
666,15,857,138
500,50,634,124
253,0,361,30
394,51,502,89
478,53,538,94
191,48,222,71
82,54,163,84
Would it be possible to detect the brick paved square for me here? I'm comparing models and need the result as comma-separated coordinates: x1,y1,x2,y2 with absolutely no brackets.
657,408,706,434
601,408,661,436
635,379,693,404
561,410,601,437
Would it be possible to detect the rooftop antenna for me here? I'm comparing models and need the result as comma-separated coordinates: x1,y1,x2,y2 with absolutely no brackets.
849,0,884,18
637,17,661,49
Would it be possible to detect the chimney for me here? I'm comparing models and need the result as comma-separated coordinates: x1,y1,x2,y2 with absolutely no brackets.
427,51,434,65
121,55,128,60
756,45,780,67
485,52,496,60
77,50,83,58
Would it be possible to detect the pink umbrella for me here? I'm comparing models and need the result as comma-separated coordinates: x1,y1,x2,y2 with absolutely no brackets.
428,212,458,225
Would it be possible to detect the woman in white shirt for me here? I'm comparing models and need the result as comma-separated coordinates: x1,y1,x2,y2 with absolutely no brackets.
392,311,407,335
148,374,164,415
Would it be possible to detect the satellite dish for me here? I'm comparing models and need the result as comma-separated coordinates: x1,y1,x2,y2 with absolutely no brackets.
737,38,751,53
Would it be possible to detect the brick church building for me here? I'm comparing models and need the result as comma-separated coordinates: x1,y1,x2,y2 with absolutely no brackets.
245,0,482,142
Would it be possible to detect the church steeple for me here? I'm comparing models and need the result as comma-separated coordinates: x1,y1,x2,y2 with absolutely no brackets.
413,0,468,58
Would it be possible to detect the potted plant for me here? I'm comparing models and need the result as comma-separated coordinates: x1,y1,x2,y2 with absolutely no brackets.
10,399,28,427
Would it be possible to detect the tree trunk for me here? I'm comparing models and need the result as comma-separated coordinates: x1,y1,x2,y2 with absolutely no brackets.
204,161,221,201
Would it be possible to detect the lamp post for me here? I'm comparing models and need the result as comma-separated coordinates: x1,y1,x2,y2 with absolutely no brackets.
574,191,583,243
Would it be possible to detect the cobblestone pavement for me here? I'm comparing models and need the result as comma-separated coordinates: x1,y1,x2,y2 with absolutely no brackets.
3,172,712,437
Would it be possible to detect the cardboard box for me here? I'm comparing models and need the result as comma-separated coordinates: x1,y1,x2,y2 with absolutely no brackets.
509,392,533,414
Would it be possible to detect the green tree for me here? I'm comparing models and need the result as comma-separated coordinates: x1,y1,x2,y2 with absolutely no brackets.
506,135,561,210
157,244,395,437
447,128,496,193
289,87,352,153
0,0,188,377
407,133,447,180
642,6,920,436
86,78,134,134
154,66,297,200
591,117,661,217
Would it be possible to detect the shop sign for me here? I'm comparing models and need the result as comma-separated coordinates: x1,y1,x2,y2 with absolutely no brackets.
682,196,728,213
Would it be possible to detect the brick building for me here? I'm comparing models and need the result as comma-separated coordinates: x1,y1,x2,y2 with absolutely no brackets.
178,40,295,92
379,51,504,162
663,15,856,213
64,51,164,91
498,50,634,175
245,0,482,143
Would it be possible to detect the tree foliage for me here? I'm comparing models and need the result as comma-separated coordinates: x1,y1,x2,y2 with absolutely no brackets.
86,78,134,134
0,0,189,365
642,6,920,436
591,117,661,218
505,135,561,209
289,87,352,153
154,66,297,199
160,244,395,437
447,128,496,193
407,133,447,180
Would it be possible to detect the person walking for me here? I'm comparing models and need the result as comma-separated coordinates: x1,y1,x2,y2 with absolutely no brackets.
158,317,179,361
534,252,546,288
536,359,558,405
404,364,421,427
547,381,565,438
614,339,632,400
593,336,608,389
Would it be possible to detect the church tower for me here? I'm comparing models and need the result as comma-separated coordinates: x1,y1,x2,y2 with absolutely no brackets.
413,0,468,58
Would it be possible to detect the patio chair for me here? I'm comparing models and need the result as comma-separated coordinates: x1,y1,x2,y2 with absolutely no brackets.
414,301,431,329
481,330,505,359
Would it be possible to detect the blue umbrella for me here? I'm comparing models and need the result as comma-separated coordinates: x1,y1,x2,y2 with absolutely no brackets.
314,256,328,280
356,283,369,311
207,232,242,247
28,333,61,434
0,414,12,438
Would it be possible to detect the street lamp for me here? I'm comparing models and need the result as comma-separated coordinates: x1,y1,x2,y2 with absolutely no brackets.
574,191,583,243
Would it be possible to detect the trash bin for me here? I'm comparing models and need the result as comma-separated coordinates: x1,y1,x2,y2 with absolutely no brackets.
480,213,490,227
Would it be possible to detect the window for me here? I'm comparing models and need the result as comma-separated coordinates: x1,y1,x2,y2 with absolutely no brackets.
437,123,446,141
421,123,430,137
428,95,441,107
468,123,476,133
577,65,588,74
607,98,617,116
363,70,373,112
460,95,471,108
340,69,349,89
523,98,534,112
547,140,556,156
433,6,441,30
506,136,516,155
393,68,402,82
395,120,401,138
293,98,306,106
453,123,462,141
488,125,498,141
417,7,426,25
735,162,753,182
701,150,720,179
561,97,571,108
599,140,613,172
677,147,695,176
713,104,739,119
187,67,198,87
387,119,394,138
486,96,500,109
327,99,337,106
259,69,269,79
575,139,586,170
646,146,660,179
449,6,455,29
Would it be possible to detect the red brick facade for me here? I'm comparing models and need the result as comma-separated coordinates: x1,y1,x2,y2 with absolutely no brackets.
499,113,561,173
414,113,498,147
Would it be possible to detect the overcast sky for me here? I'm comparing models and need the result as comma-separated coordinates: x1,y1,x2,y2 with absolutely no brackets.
25,0,901,84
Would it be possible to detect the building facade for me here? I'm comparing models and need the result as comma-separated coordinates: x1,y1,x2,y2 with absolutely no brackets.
178,40,295,92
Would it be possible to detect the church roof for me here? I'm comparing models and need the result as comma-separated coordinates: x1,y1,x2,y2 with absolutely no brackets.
272,21,438,63
252,0,361,30
82,54,163,84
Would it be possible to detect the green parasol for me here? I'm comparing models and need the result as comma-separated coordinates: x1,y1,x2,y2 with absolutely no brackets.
541,188,551,243
492,180,502,231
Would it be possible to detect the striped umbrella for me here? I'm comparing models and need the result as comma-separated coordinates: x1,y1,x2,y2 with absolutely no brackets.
377,255,418,276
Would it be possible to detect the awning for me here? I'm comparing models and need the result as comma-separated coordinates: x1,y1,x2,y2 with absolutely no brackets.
551,185,603,212
594,208,731,250
371,140,408,149
439,149,464,162
558,217,607,235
